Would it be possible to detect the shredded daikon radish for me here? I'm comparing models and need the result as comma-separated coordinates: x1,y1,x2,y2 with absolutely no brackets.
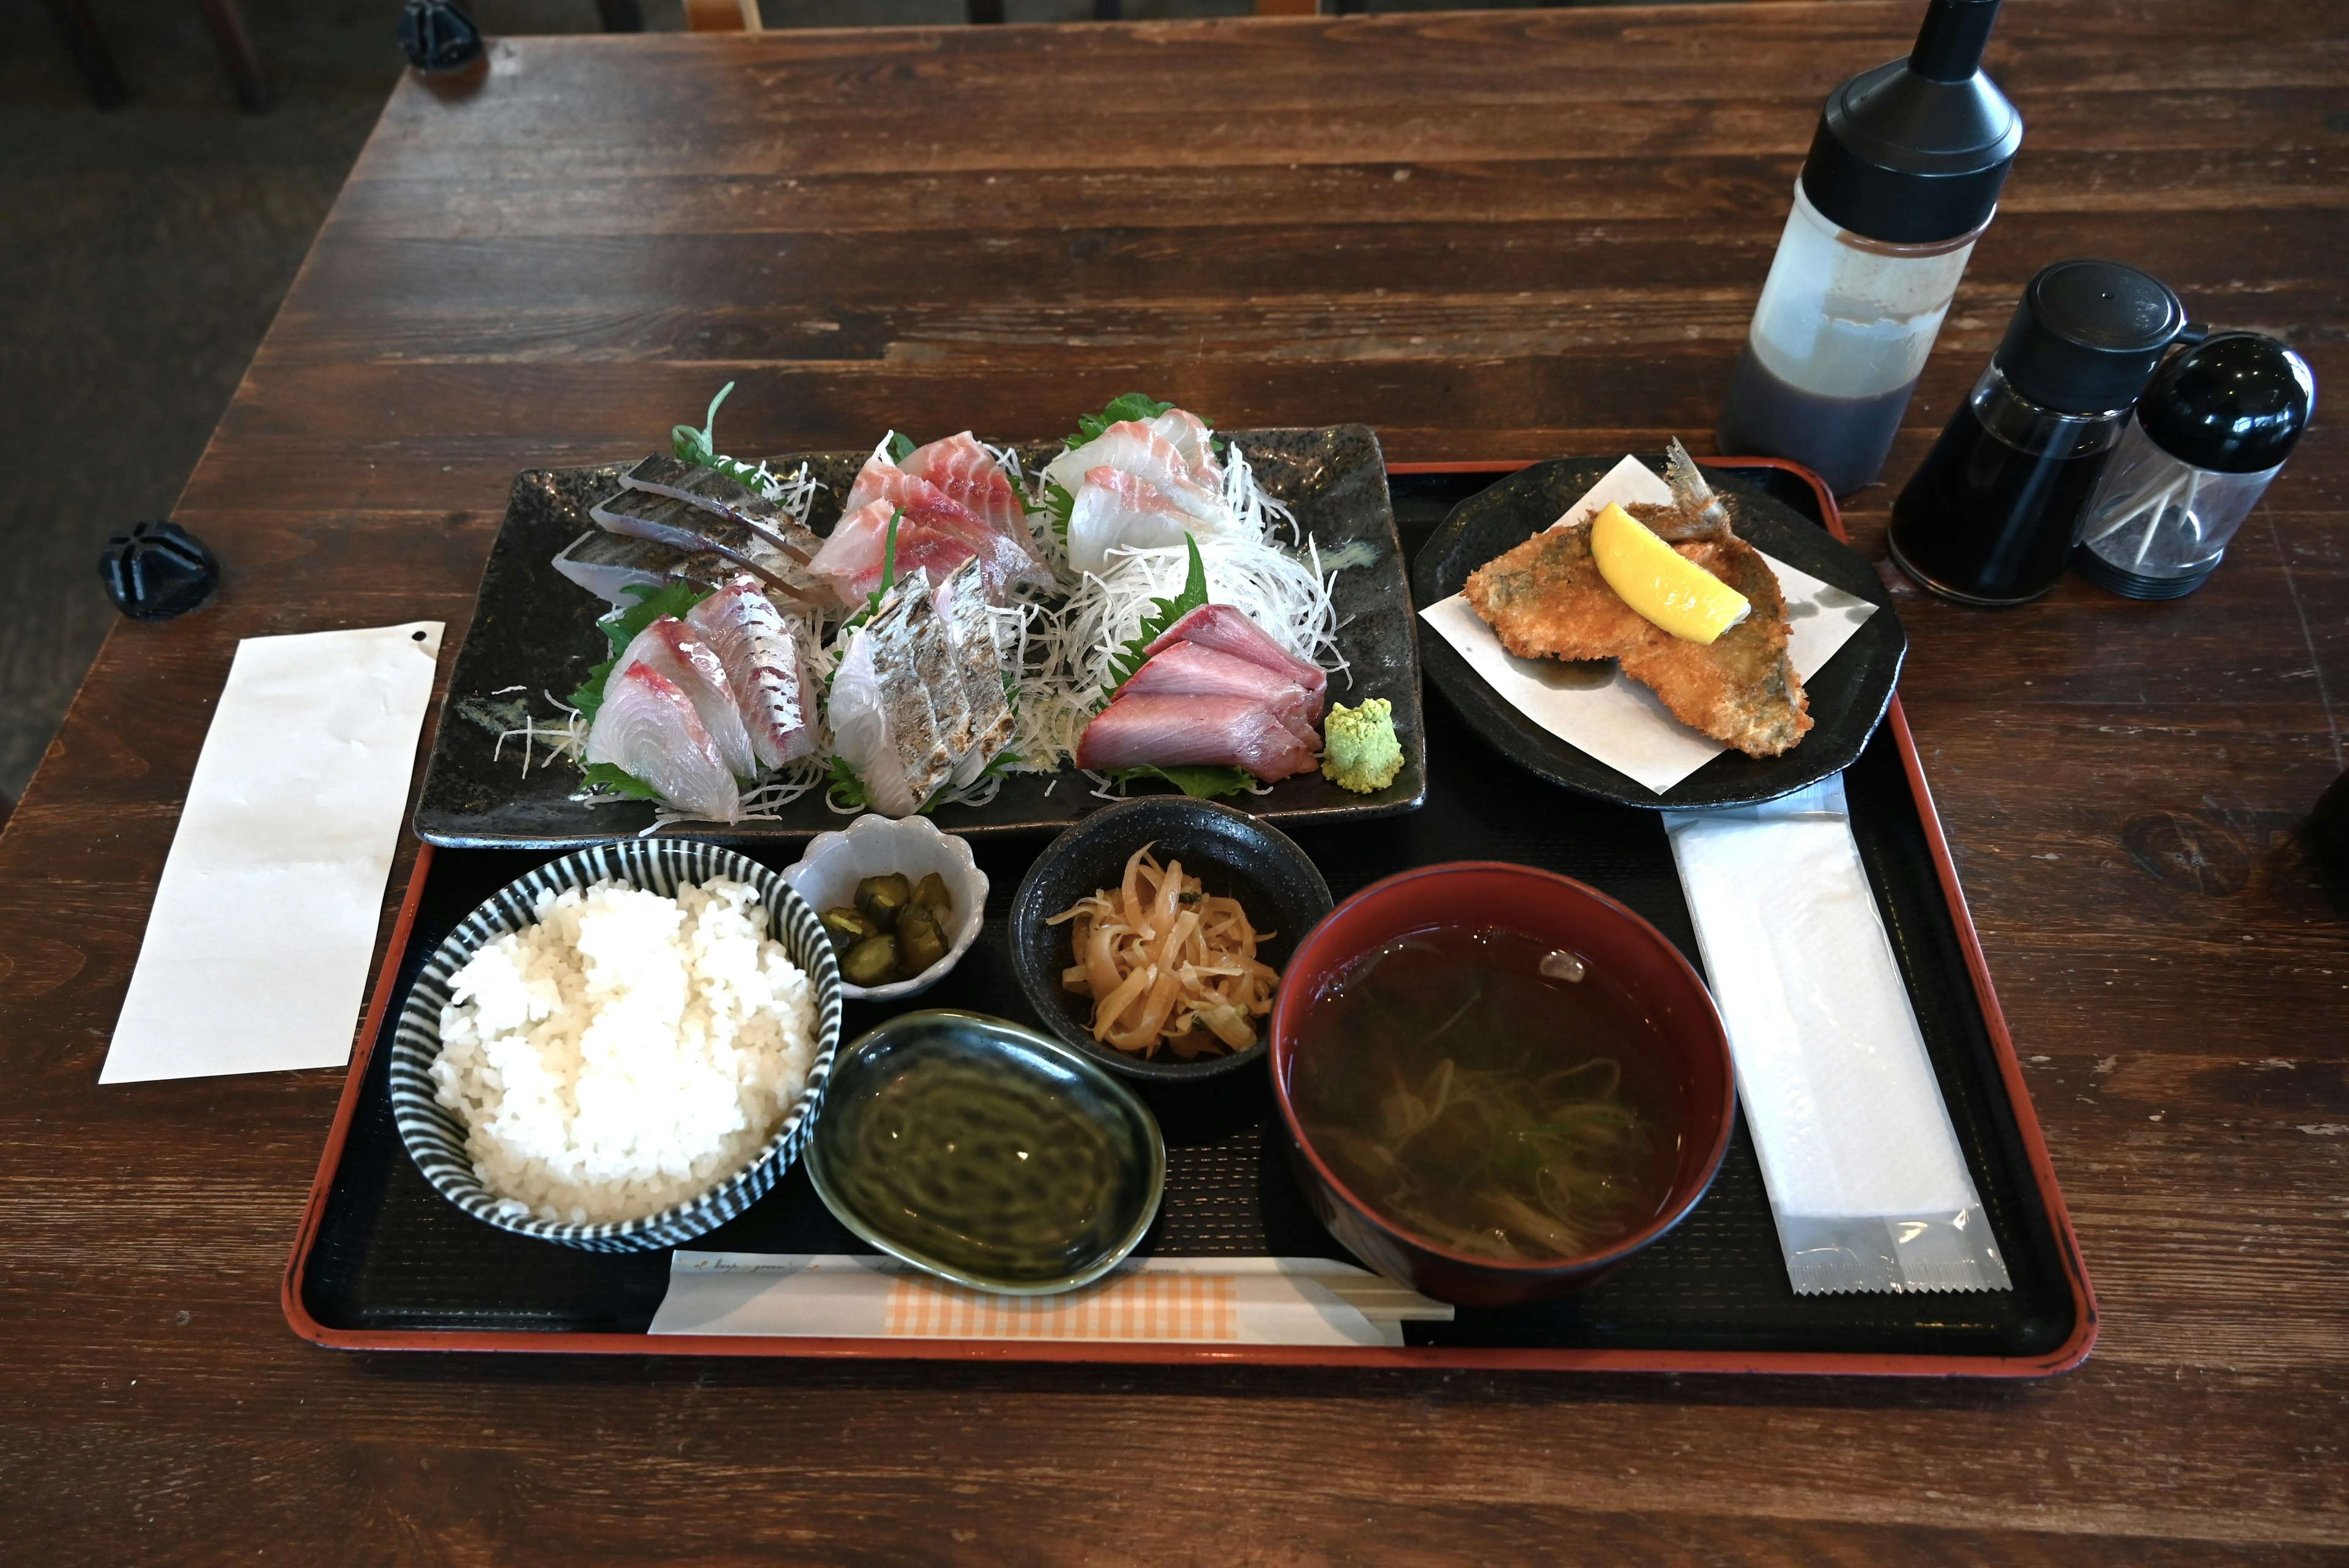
1044,844,1280,1058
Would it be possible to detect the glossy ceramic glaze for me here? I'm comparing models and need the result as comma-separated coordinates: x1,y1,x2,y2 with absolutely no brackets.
804,1009,1165,1294
1009,797,1333,1082
1269,863,1734,1307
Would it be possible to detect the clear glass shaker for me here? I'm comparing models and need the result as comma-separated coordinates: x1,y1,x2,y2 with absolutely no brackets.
2073,333,2316,600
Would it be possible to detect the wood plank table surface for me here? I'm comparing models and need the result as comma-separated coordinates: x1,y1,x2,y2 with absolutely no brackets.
5,2,2345,1559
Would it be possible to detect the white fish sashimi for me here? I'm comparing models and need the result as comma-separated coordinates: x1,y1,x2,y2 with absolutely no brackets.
1066,466,1195,577
932,559,1015,786
614,617,759,781
584,664,742,823
826,591,954,817
1142,409,1222,489
684,574,816,770
1042,420,1226,526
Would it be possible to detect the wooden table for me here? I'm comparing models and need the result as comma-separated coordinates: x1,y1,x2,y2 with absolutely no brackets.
6,2,2344,1557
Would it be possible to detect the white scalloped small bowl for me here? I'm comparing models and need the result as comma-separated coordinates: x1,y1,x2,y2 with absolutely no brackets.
781,814,987,1001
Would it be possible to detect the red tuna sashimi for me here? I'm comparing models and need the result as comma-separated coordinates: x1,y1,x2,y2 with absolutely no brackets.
905,432,1045,565
1144,603,1327,719
585,664,743,823
684,575,816,770
1120,641,1319,747
614,616,758,781
1075,693,1319,783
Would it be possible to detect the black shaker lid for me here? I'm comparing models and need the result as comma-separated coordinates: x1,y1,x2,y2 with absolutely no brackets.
1993,259,2186,414
1799,0,2024,245
2137,332,2316,474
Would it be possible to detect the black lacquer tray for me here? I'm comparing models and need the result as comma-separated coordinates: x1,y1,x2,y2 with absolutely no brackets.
288,458,2094,1375
412,426,1425,847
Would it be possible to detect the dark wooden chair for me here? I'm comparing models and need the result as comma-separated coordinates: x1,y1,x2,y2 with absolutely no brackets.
37,0,648,115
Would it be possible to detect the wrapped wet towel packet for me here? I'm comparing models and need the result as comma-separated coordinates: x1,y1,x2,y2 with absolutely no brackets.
1664,778,2009,1294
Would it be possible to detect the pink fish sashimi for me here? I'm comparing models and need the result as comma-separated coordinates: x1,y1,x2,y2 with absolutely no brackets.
811,496,1047,607
1075,693,1319,783
683,575,817,770
807,499,981,608
842,455,981,529
1145,603,1327,721
1042,421,1224,525
1119,641,1319,748
585,664,743,823
614,617,759,781
905,433,1045,565
1066,465,1194,576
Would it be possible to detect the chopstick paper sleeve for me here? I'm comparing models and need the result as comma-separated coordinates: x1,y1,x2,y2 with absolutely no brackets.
1664,777,2011,1294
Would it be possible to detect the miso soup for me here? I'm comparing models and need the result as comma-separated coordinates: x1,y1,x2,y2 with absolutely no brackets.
1288,925,1679,1263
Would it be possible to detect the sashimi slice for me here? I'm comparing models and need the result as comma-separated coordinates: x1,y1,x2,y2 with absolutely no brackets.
585,663,742,823
827,591,956,817
1075,693,1319,783
1142,409,1222,489
933,559,1015,787
905,432,1040,560
1043,422,1224,526
1119,641,1319,747
618,453,819,562
1145,603,1327,719
807,499,982,608
614,617,758,781
841,454,978,526
684,574,816,770
553,531,739,608
590,490,824,606
1066,466,1195,576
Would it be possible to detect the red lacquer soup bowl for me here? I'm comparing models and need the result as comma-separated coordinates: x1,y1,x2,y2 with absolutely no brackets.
1269,862,1735,1309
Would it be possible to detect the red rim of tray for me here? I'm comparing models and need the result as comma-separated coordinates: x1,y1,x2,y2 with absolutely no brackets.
283,455,2098,1377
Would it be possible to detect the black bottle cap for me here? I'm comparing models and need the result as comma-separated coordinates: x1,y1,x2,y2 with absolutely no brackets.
101,521,220,621
399,0,483,75
2136,332,2315,475
1992,259,2186,414
1798,0,2024,245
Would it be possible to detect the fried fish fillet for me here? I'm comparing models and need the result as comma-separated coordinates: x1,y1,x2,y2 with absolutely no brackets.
1463,496,1813,757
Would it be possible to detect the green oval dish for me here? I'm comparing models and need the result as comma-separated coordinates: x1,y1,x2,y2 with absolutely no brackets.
804,1009,1167,1295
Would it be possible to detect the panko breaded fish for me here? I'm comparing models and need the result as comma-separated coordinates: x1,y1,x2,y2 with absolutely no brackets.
1463,448,1812,757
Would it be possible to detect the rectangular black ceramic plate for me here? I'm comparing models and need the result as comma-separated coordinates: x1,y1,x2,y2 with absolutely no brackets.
412,426,1425,847
303,466,2080,1366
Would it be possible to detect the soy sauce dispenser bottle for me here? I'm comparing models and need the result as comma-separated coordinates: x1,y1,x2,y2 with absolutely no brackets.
1887,259,2186,604
1715,0,2022,496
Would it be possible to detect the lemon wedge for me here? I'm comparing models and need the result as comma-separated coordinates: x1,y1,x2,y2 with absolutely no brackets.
1589,503,1750,644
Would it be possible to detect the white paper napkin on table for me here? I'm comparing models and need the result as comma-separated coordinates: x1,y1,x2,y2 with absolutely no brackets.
1664,778,2009,1294
1417,455,1880,795
100,622,445,1084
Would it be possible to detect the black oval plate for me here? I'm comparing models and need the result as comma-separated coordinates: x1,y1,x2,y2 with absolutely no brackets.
1411,458,1906,810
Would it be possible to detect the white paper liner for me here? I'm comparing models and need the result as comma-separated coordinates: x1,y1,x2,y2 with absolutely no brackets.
1664,777,2011,1295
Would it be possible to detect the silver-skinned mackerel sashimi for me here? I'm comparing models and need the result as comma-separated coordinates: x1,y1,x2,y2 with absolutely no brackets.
612,617,759,782
618,453,823,563
684,574,817,771
1075,692,1319,782
589,489,825,607
553,530,743,608
932,559,1015,787
584,664,742,823
827,589,956,817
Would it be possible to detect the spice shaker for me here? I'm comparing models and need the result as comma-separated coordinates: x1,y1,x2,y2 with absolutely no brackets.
1887,259,2185,606
2073,333,2315,600
1714,0,2022,496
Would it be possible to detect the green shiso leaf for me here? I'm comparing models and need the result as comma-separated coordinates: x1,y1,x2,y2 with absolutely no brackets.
826,756,869,811
887,431,916,464
1043,479,1076,539
580,762,665,802
568,579,716,721
1104,532,1209,696
1113,764,1258,800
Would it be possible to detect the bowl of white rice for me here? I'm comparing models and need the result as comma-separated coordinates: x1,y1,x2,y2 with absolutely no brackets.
390,839,842,1252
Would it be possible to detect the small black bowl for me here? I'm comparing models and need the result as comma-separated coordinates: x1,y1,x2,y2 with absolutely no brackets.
1010,797,1332,1082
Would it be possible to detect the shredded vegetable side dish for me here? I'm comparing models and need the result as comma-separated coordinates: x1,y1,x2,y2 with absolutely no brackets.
1046,844,1279,1057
